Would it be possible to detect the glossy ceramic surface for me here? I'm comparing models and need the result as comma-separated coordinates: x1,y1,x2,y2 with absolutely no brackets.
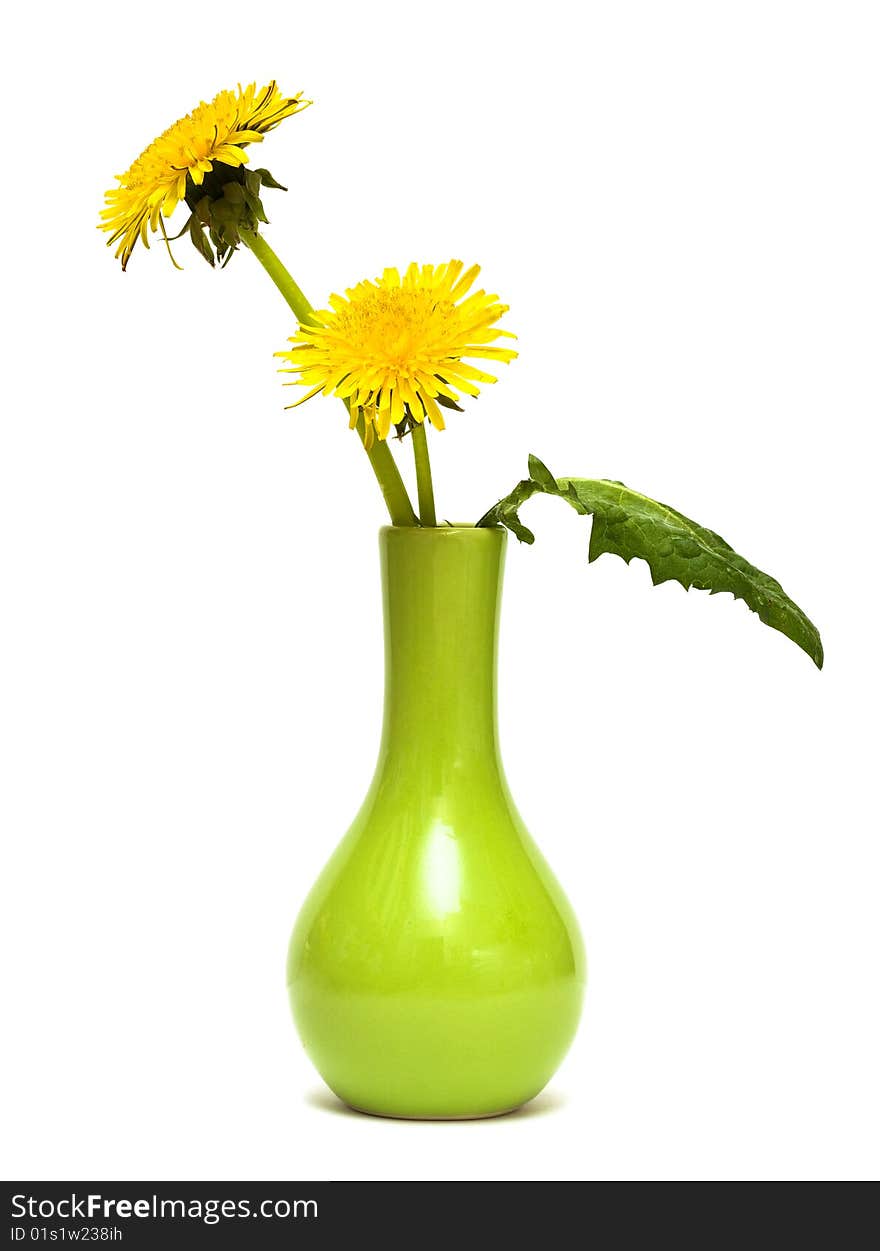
287,526,585,1118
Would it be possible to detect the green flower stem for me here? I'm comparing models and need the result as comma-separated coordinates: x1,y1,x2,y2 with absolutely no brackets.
412,423,437,526
353,407,418,527
240,228,316,325
241,229,417,527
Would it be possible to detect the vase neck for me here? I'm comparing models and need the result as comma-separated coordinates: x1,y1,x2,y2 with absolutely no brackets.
378,527,506,779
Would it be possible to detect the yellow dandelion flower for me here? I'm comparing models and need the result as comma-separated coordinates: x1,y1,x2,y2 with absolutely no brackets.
100,81,310,270
277,261,517,444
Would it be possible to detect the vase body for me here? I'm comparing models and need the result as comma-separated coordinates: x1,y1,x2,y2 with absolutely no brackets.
287,525,585,1118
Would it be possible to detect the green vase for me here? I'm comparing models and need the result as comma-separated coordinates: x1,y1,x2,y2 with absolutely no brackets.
287,525,585,1118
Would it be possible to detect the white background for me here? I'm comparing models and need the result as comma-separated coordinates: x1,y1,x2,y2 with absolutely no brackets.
1,1,877,1182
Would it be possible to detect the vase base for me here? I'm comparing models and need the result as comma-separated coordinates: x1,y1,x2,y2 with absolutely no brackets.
343,1100,525,1122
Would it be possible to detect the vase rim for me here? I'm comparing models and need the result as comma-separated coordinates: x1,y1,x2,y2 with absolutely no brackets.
380,524,505,539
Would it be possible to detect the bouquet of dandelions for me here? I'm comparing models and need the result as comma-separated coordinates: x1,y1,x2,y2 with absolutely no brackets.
99,80,822,669
100,81,824,1121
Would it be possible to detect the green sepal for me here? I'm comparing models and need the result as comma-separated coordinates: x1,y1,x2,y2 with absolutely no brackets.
188,214,215,267
478,455,823,668
435,393,465,413
180,163,287,267
242,187,269,224
433,377,465,414
250,167,287,191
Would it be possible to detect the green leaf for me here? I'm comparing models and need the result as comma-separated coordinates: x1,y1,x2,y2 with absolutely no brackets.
477,455,585,542
477,455,823,668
